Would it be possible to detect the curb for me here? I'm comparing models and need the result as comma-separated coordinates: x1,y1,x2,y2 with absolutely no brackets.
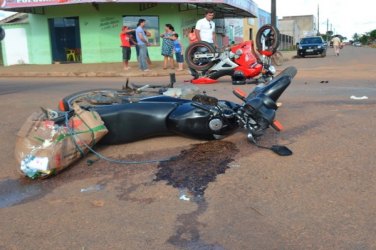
0,70,191,78
0,51,295,78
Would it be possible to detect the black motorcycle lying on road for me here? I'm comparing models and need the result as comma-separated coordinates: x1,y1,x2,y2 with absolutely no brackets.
59,67,297,156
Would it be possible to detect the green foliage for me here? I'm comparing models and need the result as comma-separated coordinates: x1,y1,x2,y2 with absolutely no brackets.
353,33,360,41
353,29,376,45
369,29,376,40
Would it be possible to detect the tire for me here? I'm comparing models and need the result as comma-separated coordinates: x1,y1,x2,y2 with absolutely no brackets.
256,24,280,55
321,51,326,57
271,51,283,66
59,88,124,111
185,41,216,71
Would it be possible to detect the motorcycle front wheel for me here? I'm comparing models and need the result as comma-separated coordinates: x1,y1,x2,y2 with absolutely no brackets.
185,41,216,71
256,24,280,55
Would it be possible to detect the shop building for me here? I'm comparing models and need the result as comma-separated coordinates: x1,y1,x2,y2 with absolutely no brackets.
0,0,257,66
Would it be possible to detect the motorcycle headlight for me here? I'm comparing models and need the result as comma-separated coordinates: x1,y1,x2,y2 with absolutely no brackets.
235,49,243,56
268,65,276,74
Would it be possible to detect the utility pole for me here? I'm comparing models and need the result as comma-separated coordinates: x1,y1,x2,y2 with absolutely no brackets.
317,4,320,35
271,0,276,27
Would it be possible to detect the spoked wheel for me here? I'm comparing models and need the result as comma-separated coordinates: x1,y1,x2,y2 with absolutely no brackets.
59,89,124,111
256,24,280,56
185,41,216,71
58,88,154,111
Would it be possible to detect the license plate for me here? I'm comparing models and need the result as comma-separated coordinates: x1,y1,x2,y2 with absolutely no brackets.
306,49,313,52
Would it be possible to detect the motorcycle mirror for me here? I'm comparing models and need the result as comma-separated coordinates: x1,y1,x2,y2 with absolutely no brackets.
270,145,293,156
252,140,293,156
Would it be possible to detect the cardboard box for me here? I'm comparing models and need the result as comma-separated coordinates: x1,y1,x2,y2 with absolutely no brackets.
15,104,108,179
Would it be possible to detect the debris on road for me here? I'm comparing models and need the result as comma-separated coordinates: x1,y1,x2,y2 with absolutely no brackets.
350,95,368,100
15,103,108,179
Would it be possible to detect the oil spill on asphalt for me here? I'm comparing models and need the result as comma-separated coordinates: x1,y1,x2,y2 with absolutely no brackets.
168,199,226,250
155,140,239,250
1,140,239,210
155,140,239,198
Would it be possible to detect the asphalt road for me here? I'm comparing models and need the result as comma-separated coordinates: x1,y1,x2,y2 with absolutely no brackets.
0,45,375,250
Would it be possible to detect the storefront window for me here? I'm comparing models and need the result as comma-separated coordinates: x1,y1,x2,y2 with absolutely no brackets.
123,16,160,46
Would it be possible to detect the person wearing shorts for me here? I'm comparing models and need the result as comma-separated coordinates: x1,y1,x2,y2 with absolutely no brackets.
120,26,135,70
171,33,184,71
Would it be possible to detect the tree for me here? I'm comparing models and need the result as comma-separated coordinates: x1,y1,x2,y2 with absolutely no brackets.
359,34,369,44
353,33,360,41
369,29,376,40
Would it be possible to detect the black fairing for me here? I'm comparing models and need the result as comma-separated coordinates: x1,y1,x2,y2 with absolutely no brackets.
247,66,297,102
167,102,215,140
167,102,239,139
248,75,291,102
95,102,177,144
246,97,276,124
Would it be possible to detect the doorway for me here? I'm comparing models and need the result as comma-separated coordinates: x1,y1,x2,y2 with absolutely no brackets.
3,28,29,65
49,17,81,63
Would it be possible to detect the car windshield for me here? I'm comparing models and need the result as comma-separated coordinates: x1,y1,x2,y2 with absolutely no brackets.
301,37,323,44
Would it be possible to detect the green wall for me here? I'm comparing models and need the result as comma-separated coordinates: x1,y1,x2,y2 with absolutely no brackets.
21,3,199,64
28,14,51,64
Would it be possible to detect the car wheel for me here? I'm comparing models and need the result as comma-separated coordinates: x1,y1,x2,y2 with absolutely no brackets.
321,51,326,57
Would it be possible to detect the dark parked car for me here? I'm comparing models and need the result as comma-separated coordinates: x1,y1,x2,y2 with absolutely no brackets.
297,36,327,57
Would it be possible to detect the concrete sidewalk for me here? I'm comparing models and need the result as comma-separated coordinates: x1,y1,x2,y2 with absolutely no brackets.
0,51,296,78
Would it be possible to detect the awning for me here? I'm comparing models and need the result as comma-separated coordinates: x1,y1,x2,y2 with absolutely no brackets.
0,0,258,18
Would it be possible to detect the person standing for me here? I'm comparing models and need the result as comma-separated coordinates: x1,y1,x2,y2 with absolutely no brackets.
119,26,136,70
132,29,152,66
160,24,175,70
171,33,184,71
195,9,217,47
188,26,198,44
331,35,342,56
135,19,151,71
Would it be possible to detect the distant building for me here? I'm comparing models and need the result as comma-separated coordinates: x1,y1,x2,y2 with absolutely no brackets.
257,8,272,28
280,15,317,41
278,19,300,45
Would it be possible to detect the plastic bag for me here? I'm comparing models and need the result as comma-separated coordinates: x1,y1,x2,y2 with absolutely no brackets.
14,104,108,179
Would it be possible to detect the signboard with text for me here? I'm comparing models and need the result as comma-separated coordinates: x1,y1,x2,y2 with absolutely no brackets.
1,0,257,17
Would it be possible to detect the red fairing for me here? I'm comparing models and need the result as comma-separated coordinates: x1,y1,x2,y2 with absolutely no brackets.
231,41,263,78
259,50,274,57
191,77,218,84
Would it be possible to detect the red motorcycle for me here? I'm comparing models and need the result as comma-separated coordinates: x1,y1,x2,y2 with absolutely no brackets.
185,25,280,85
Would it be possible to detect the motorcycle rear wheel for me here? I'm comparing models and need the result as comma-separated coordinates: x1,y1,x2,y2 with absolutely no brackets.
59,88,154,111
185,41,216,71
256,24,280,55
